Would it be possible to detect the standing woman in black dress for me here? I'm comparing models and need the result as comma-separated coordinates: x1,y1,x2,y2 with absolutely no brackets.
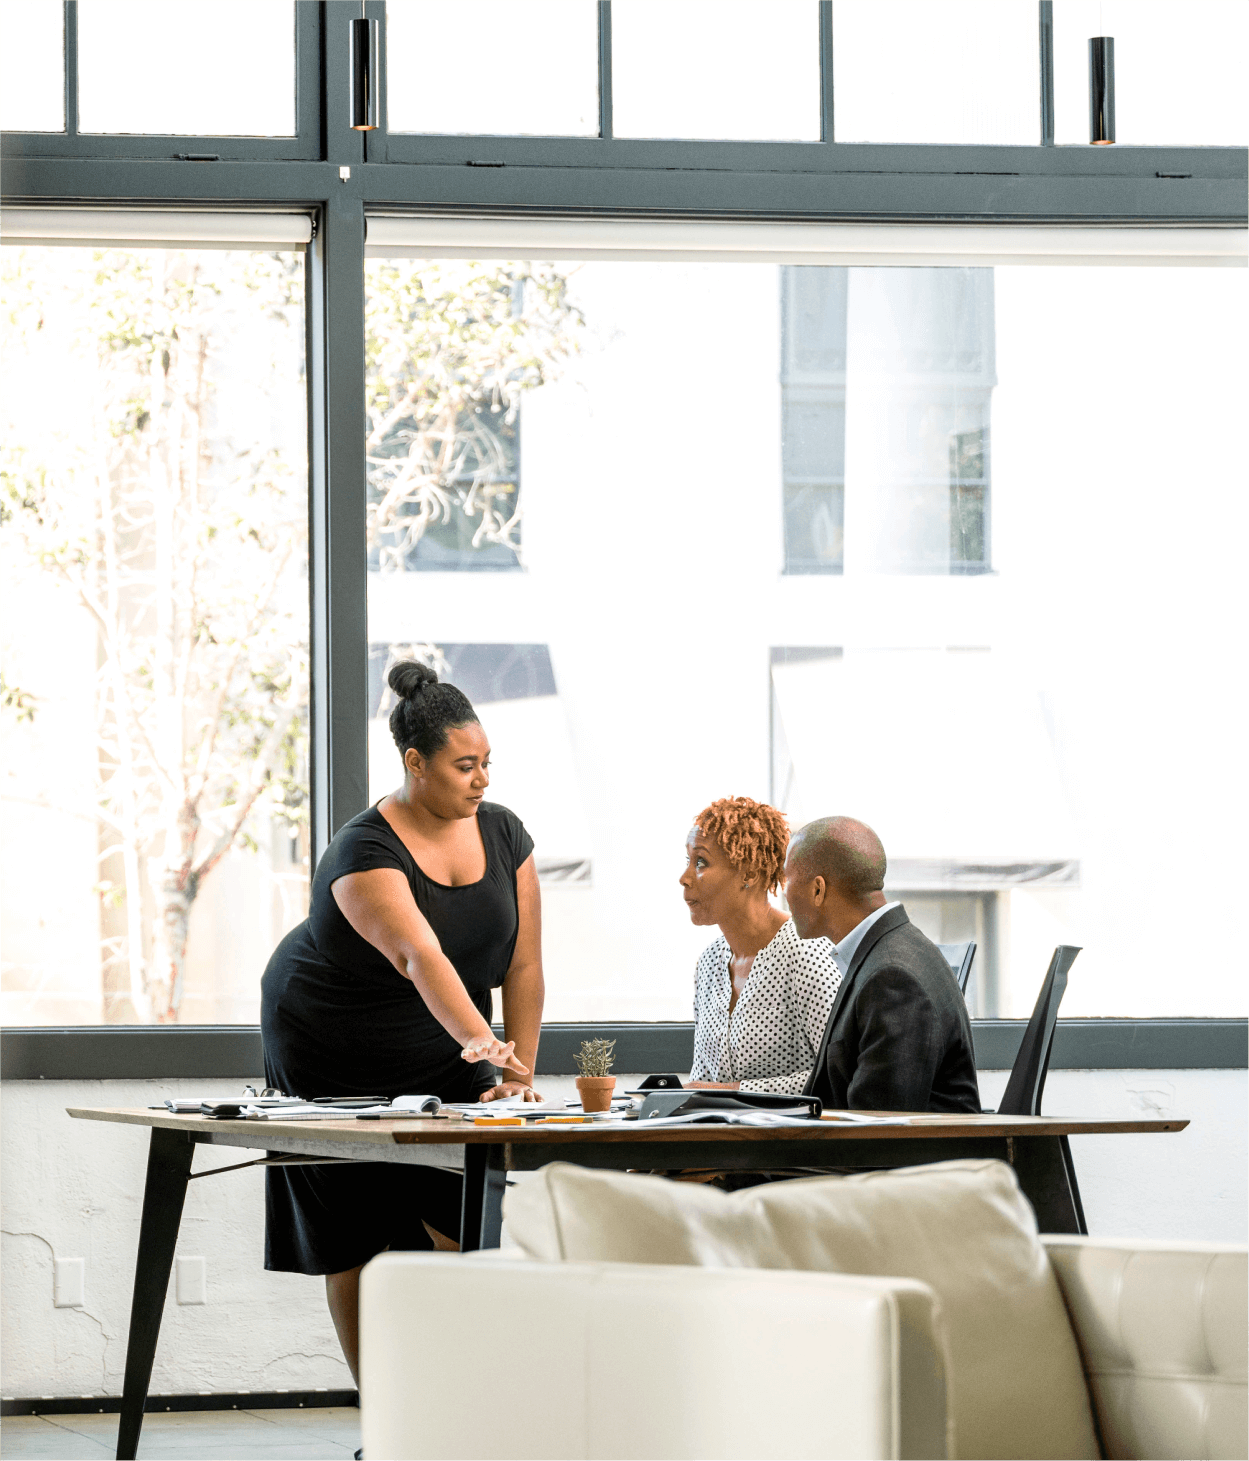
260,660,544,1383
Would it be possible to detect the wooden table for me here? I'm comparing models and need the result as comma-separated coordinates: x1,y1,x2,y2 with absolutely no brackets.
68,1105,1187,1460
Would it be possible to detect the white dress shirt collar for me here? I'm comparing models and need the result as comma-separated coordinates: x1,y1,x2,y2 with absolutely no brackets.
831,900,901,977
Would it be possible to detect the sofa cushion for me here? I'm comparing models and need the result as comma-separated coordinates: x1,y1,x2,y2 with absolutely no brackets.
505,1158,1099,1461
1046,1238,1249,1461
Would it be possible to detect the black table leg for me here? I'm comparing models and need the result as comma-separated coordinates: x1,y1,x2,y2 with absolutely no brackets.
116,1128,195,1460
1012,1134,1088,1234
459,1145,506,1252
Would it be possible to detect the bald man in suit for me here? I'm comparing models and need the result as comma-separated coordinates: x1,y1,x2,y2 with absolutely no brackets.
783,817,980,1113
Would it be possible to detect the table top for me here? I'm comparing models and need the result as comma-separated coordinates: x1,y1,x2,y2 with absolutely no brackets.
67,1106,1189,1147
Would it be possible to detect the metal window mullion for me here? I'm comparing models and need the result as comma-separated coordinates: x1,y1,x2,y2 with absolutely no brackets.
364,0,387,163
324,2,364,166
306,4,368,869
597,1,613,139
295,0,323,149
819,0,834,143
1039,1,1055,146
307,196,369,868
64,0,78,138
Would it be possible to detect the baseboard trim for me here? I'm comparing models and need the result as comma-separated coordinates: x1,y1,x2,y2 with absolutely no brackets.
0,1391,358,1417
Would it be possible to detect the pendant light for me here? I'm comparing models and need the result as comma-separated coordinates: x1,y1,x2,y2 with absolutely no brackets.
350,4,379,132
1088,36,1115,144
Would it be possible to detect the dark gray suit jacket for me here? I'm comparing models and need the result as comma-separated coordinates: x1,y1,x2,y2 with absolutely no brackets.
804,905,981,1113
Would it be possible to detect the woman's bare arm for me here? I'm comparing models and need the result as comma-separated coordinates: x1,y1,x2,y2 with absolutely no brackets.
482,855,545,1102
332,868,527,1075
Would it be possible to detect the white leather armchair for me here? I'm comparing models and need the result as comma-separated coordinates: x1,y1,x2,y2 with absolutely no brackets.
1044,1238,1246,1461
360,1253,950,1460
360,1154,1247,1461
359,1239,1247,1460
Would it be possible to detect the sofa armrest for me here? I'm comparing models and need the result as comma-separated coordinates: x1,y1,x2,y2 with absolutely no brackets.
1044,1238,1248,1461
360,1254,949,1460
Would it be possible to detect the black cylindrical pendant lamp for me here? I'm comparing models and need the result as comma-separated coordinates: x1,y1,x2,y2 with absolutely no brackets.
1088,36,1115,144
350,16,379,131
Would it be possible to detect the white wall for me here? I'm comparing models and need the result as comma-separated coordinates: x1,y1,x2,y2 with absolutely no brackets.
976,1067,1248,1242
3,1068,1244,1398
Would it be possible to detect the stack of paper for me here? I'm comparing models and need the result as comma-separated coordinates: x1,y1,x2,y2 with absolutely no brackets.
442,1096,569,1117
240,1102,391,1121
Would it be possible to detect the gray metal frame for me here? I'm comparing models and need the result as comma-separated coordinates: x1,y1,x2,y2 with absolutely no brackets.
2,1020,1245,1080
2,2,1245,1059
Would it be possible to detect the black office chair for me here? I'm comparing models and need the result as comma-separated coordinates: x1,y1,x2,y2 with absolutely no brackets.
994,944,1086,1234
938,941,976,997
997,945,1081,1117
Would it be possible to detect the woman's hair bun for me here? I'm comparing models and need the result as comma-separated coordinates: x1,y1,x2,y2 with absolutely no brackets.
388,660,439,701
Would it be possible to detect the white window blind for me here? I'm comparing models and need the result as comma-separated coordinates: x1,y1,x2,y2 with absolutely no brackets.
1,209,313,249
364,215,1247,268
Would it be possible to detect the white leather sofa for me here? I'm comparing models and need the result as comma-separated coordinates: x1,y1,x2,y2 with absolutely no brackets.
358,1161,1247,1461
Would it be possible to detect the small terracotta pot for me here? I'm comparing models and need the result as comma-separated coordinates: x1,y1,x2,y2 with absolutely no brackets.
575,1075,616,1113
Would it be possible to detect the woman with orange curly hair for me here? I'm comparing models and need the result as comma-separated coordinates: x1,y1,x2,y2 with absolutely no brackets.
679,796,841,1094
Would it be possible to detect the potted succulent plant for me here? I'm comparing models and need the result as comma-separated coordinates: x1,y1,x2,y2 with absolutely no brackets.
574,1038,617,1112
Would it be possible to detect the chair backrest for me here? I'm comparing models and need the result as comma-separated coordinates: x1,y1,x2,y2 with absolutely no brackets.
937,941,976,996
997,946,1081,1116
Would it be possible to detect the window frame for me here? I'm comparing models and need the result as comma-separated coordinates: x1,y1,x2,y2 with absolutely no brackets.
2,0,323,163
1,0,1245,1062
2,1021,1245,1079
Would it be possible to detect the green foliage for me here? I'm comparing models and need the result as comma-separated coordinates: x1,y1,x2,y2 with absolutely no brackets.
574,1038,616,1079
0,245,309,1020
365,260,581,568
0,671,38,723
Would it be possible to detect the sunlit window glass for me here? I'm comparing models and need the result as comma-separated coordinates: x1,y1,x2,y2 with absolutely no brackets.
77,0,296,137
386,0,599,136
833,0,1037,145
0,0,64,133
0,245,309,1024
612,0,821,141
782,268,847,574
364,253,1244,1023
783,266,994,577
1053,0,1249,146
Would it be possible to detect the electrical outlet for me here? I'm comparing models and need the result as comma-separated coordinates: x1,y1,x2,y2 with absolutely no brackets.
175,1256,207,1305
54,1257,85,1308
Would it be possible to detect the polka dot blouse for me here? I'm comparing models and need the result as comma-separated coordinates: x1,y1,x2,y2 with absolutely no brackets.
690,916,841,1095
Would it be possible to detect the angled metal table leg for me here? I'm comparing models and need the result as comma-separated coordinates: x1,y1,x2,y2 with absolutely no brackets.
116,1127,195,1459
1011,1133,1088,1234
459,1143,506,1252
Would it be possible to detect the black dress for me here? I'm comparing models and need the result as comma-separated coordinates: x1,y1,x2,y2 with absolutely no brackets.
261,800,533,1274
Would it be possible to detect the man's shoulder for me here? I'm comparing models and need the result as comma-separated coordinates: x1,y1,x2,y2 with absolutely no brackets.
859,918,957,992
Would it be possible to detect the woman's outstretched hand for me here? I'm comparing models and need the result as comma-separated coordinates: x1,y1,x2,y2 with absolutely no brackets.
460,1035,530,1077
479,1081,544,1103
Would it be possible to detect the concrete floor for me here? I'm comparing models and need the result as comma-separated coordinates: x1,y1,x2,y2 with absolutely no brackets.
0,1407,360,1460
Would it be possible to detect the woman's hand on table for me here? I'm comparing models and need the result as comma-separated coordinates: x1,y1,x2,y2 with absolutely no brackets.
460,1034,530,1077
686,1080,741,1090
479,1081,544,1104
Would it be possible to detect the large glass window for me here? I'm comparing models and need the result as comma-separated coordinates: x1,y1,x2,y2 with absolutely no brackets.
77,0,296,137
0,245,309,1023
781,269,847,574
832,0,1038,145
385,0,599,137
0,0,64,133
784,265,995,576
365,252,1245,1023
611,0,821,141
